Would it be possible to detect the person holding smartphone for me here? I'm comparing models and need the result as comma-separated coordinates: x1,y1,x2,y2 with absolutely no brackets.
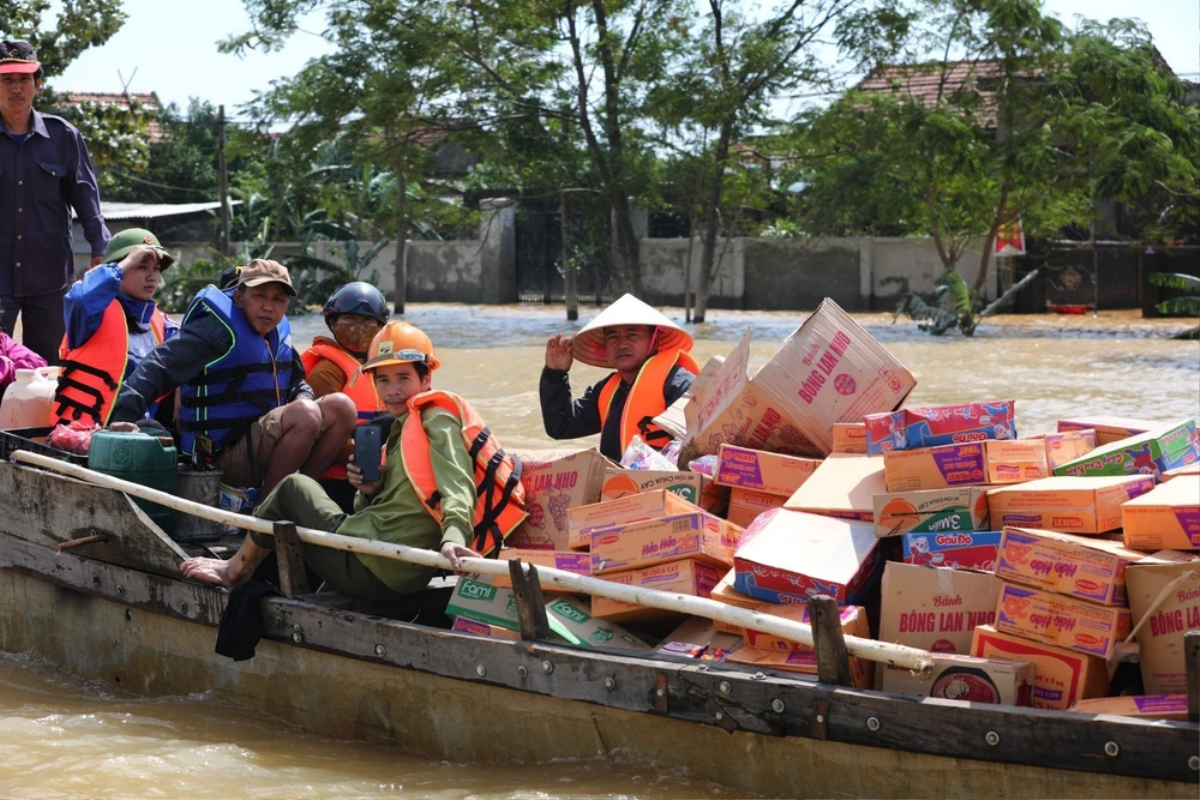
181,322,492,605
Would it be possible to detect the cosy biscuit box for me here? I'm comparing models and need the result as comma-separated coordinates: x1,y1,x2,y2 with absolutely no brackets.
726,487,788,528
995,582,1131,659
880,654,1034,706
1125,554,1200,694
1055,420,1198,480
491,549,591,589
832,422,868,454
734,509,883,605
714,444,822,497
1056,416,1159,445
589,511,742,574
878,562,1000,655
985,439,1050,484
567,489,700,550
1121,476,1200,551
509,448,611,549
971,624,1109,711
995,527,1144,605
591,558,723,624
1029,429,1097,471
784,454,886,521
882,443,988,492
874,486,989,537
986,475,1156,534
600,468,708,506
902,531,1002,571
865,400,1016,455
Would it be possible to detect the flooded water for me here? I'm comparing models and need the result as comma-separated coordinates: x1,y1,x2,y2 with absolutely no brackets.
2,303,1197,798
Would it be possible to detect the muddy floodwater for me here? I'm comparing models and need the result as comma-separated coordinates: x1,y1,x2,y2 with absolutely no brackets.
1,304,1196,799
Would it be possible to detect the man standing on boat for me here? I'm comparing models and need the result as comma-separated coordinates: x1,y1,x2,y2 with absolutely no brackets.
181,322,525,604
108,260,358,497
541,294,698,461
0,40,110,364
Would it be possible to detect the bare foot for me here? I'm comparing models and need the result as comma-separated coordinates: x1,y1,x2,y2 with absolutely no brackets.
180,556,246,587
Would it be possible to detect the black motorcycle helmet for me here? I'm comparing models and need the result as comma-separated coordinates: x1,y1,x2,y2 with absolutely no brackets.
323,282,389,329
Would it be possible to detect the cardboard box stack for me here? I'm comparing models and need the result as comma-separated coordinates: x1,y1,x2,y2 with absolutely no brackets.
714,444,821,527
1054,420,1198,481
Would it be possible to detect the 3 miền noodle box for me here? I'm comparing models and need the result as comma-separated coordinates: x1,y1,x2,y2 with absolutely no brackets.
882,443,987,492
1125,554,1200,694
714,444,821,497
874,486,989,537
878,562,1000,655
684,300,916,458
985,475,1156,534
1054,420,1198,480
864,400,1016,455
726,487,788,528
784,454,886,521
880,653,1034,706
509,448,611,550
1121,476,1200,551
591,558,723,624
995,582,1131,659
994,528,1144,605
970,625,1109,711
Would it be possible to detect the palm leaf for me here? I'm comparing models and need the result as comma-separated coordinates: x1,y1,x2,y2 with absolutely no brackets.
1156,297,1200,316
1148,273,1200,292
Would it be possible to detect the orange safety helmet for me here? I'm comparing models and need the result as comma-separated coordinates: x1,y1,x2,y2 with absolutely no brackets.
360,321,441,373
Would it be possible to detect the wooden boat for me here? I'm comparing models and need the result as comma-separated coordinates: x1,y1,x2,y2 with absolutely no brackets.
0,459,1195,799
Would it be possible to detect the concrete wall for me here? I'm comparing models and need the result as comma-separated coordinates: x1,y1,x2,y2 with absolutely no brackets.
743,238,864,311
871,237,987,306
639,237,743,308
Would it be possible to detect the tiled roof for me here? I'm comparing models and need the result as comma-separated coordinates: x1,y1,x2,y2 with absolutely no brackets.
855,60,1002,127
56,91,165,141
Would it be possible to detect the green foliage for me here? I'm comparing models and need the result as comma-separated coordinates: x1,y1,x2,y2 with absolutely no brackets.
1148,272,1200,318
894,269,983,336
155,256,225,314
285,221,391,307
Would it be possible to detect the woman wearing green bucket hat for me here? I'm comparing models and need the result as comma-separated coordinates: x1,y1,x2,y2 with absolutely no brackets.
51,228,179,428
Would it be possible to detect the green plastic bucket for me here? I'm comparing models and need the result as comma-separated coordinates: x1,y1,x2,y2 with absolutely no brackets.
88,431,178,534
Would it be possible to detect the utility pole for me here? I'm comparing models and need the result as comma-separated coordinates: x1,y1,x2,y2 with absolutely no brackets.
218,104,230,256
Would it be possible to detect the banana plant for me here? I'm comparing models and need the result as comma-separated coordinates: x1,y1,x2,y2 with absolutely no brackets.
1147,273,1200,316
894,267,1041,337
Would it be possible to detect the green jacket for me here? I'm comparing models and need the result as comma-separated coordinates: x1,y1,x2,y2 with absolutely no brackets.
339,407,476,594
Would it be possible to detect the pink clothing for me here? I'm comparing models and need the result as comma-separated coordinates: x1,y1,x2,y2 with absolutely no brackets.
0,331,48,390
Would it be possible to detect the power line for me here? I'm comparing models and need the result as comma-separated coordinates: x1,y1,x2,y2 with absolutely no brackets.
108,170,217,195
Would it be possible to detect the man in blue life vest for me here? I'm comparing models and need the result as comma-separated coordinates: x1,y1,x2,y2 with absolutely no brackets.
52,228,179,429
541,294,698,461
108,259,357,497
180,321,525,604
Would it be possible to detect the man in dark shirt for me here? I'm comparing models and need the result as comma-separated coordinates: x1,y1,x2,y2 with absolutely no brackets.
0,41,109,364
540,293,697,461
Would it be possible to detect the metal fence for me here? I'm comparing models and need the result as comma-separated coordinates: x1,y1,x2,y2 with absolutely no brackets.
514,203,617,306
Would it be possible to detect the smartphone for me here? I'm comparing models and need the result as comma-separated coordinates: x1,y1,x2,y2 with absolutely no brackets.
353,425,383,482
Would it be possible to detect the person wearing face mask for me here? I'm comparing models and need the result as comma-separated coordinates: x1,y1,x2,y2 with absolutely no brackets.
52,228,179,428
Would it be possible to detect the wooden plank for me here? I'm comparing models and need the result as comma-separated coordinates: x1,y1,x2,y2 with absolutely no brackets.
1,532,1197,785
1187,630,1199,724
810,595,853,687
0,463,188,577
273,521,310,599
508,559,551,641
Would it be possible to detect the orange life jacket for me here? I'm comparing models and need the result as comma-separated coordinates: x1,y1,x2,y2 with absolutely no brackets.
52,300,168,427
598,348,700,456
400,390,528,557
301,338,385,479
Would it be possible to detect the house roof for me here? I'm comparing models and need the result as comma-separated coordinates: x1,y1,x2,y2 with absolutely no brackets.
72,200,239,221
855,60,1004,127
56,91,165,141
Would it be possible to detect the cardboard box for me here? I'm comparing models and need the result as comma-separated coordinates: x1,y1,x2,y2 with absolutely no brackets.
971,625,1110,711
985,439,1050,484
726,487,788,528
590,512,742,574
725,645,872,688
734,509,883,605
1162,463,1200,481
1121,476,1200,551
1056,416,1159,445
832,422,868,454
995,582,1131,658
544,596,652,650
902,531,1002,571
451,616,522,641
568,490,700,550
492,549,591,589
865,400,1016,455
655,618,742,661
882,443,988,492
1054,420,1198,480
1070,694,1190,720
874,486,989,537
880,654,1034,705
784,454,886,521
986,475,1156,534
714,444,821,496
742,604,869,652
683,300,916,458
995,528,1144,605
509,448,611,549
878,562,1000,655
600,468,708,505
591,558,723,624
709,568,763,633
1125,556,1200,693
1030,429,1098,471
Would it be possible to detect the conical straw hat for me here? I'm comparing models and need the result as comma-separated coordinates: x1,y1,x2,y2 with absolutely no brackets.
571,294,694,368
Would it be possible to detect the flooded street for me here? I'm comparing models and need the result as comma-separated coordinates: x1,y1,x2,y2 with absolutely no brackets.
1,303,1197,798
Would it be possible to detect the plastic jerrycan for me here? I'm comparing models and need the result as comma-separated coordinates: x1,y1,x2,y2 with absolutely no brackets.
87,430,179,534
0,367,60,429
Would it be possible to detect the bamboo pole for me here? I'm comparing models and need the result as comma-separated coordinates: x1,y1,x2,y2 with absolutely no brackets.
11,451,933,675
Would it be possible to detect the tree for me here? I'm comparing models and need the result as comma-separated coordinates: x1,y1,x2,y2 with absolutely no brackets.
106,99,221,203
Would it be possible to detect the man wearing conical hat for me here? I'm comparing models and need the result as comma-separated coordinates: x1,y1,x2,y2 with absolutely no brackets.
541,294,698,461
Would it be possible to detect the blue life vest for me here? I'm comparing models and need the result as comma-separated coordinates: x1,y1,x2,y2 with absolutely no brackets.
178,286,295,460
